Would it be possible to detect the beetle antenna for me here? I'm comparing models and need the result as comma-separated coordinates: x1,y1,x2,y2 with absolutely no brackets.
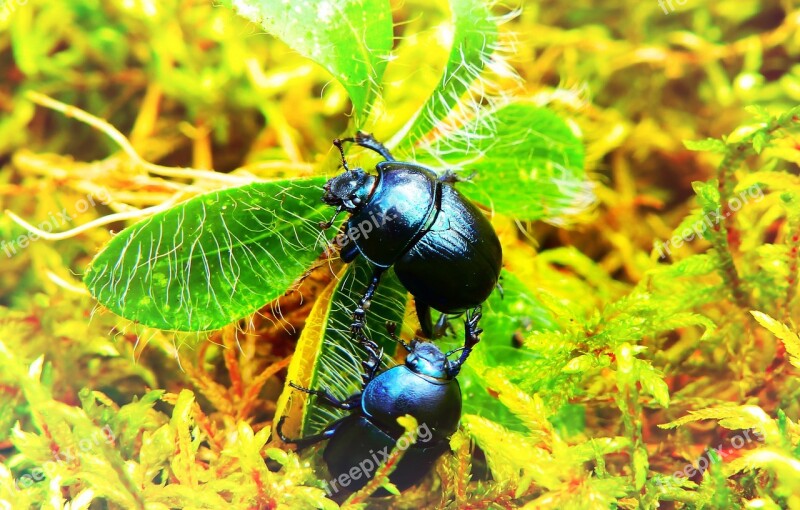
445,347,472,378
386,321,412,352
445,346,465,357
332,138,350,171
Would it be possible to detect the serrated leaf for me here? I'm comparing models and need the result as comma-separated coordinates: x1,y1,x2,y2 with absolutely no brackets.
691,180,721,214
752,131,767,153
665,208,711,246
634,359,670,407
751,311,800,369
478,371,555,439
522,476,630,509
633,446,648,489
659,405,778,443
421,103,592,222
84,178,330,331
462,414,559,490
223,0,392,122
400,0,499,143
653,253,719,278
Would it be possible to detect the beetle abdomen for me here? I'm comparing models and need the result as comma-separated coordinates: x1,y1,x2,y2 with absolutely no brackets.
394,185,502,313
362,366,461,443
323,414,449,495
347,163,438,267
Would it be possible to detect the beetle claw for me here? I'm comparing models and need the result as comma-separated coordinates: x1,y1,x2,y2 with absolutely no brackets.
464,306,483,349
438,169,477,184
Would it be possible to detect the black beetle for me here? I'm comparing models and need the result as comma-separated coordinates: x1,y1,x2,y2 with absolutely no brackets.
277,308,482,497
320,132,502,340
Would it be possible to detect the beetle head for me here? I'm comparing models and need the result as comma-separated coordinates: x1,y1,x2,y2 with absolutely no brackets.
405,341,450,380
322,170,376,212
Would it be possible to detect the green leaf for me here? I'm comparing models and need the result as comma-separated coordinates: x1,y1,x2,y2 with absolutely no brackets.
656,312,716,341
683,138,728,153
735,171,800,194
691,179,721,215
223,0,393,122
777,105,800,125
462,414,559,489
400,0,499,143
275,259,408,437
634,358,670,407
303,262,408,435
633,445,649,490
420,103,592,222
666,208,711,244
444,271,560,432
84,178,330,331
752,130,768,153
726,123,766,144
380,481,401,496
475,270,557,364
744,105,771,122
653,253,719,278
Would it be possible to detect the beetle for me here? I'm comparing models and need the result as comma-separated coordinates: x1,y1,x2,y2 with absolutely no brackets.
320,132,502,341
277,307,482,498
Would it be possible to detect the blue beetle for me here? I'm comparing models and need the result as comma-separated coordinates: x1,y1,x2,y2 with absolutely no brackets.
276,308,482,497
319,133,502,341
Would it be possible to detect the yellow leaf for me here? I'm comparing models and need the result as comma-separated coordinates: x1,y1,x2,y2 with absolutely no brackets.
273,269,341,439
751,311,800,369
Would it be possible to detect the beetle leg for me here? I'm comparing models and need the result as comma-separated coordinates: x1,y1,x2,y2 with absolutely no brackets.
359,337,384,387
338,132,396,161
385,321,412,352
328,223,360,262
432,313,456,339
415,300,434,339
275,415,344,449
416,303,455,340
319,205,344,230
332,138,351,171
445,306,483,377
288,382,361,410
350,268,384,342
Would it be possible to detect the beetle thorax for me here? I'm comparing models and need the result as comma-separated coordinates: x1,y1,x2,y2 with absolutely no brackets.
405,342,450,380
322,169,377,212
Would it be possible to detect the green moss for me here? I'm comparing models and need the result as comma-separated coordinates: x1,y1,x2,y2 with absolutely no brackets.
2,0,800,508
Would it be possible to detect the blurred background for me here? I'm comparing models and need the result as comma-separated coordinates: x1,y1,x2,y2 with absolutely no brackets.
1,0,800,508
